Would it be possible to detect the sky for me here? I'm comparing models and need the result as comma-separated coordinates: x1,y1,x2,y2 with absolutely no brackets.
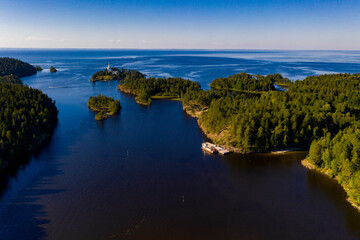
0,0,359,50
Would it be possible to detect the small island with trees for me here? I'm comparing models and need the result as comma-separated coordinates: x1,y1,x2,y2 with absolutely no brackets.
50,66,57,73
88,94,121,121
90,64,145,82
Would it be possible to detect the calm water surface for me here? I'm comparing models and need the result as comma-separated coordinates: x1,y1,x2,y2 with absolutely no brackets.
1,49,360,240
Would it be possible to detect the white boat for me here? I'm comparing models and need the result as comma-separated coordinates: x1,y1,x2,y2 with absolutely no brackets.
201,142,231,155
201,143,218,154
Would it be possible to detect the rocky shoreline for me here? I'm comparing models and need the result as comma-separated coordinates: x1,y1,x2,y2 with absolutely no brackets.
183,105,244,153
301,158,360,212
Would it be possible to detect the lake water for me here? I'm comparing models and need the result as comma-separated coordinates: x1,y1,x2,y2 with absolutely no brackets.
1,49,360,240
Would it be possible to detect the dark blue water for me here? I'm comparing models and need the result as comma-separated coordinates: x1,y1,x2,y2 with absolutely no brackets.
1,49,360,240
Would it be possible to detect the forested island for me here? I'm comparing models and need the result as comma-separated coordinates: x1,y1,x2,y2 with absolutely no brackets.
105,68,360,210
88,94,121,120
90,66,144,82
0,58,58,171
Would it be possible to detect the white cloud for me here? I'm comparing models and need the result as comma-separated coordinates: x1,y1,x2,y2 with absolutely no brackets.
26,36,52,41
109,39,121,43
0,37,3,41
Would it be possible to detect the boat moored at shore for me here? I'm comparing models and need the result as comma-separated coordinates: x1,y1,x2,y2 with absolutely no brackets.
202,142,218,154
201,142,231,155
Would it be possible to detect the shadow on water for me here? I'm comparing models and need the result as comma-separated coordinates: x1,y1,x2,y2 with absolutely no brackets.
0,159,66,240
224,151,308,172
0,121,75,240
306,169,360,239
0,122,58,198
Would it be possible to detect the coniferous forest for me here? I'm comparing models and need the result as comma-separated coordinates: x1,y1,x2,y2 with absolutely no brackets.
198,73,360,152
0,58,58,170
115,70,360,153
0,57,37,77
88,94,121,116
209,72,276,92
117,72,360,154
118,76,201,105
308,126,360,207
0,75,22,84
112,70,360,207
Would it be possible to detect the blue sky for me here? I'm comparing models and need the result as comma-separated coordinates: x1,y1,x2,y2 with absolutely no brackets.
0,0,359,49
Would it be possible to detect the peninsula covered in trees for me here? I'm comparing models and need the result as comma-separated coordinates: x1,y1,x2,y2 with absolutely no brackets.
196,73,360,153
91,67,360,210
0,58,58,171
118,76,201,105
0,57,37,77
0,83,58,169
0,58,58,170
88,94,121,120
209,72,276,92
118,71,359,153
305,126,360,210
209,72,293,92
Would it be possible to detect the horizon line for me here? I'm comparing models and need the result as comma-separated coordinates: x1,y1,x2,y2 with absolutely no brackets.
1,47,360,52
